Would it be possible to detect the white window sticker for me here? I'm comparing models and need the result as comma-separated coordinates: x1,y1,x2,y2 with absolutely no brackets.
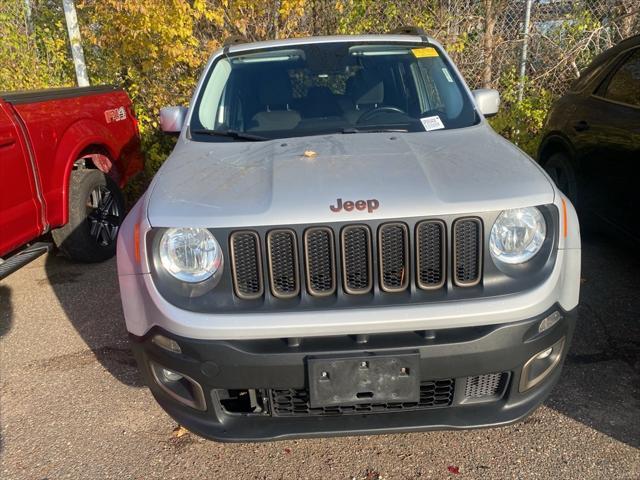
442,68,454,83
420,115,445,131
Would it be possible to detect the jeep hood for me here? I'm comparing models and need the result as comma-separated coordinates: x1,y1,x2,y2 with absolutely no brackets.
146,125,555,228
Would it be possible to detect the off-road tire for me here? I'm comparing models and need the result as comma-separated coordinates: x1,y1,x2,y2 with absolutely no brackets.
52,169,124,263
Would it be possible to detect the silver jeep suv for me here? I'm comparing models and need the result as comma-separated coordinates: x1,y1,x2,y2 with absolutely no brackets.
117,31,581,441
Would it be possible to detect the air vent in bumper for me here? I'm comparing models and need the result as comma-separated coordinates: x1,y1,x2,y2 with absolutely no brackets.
463,372,509,402
270,379,454,416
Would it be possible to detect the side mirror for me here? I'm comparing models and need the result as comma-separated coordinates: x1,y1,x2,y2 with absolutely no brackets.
159,106,188,134
472,89,500,117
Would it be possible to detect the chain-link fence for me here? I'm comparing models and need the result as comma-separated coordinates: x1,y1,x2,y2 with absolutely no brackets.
463,0,635,95
0,0,73,90
523,0,638,94
325,0,639,97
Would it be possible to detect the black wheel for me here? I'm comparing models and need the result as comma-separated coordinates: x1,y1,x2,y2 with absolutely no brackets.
52,169,124,263
543,152,578,206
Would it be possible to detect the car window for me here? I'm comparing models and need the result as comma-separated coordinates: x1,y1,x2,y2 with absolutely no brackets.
570,59,609,92
603,48,640,107
198,58,232,129
190,42,478,141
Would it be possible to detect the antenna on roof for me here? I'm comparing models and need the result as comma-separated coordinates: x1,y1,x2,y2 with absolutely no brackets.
389,26,426,36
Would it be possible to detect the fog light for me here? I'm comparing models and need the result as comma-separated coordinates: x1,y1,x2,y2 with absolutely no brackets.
519,336,565,392
149,361,206,411
161,368,183,382
538,311,562,333
536,348,553,360
152,334,182,354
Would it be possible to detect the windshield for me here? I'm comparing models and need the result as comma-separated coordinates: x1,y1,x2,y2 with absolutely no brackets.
191,42,478,141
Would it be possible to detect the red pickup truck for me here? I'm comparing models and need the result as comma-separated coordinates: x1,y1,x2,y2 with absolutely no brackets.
0,86,143,279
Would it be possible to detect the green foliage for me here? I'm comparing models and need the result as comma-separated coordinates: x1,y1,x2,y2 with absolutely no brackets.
0,0,74,90
335,0,437,35
489,68,554,156
552,10,602,72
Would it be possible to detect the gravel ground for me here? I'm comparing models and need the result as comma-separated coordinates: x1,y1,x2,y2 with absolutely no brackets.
0,231,638,479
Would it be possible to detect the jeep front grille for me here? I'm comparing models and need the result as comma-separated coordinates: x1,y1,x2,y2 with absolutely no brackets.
228,217,484,300
229,231,263,300
453,218,483,287
341,225,373,294
266,229,299,298
379,223,409,292
304,227,336,296
416,220,445,290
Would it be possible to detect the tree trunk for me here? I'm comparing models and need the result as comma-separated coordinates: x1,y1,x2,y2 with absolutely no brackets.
617,0,636,40
310,0,339,36
482,0,497,88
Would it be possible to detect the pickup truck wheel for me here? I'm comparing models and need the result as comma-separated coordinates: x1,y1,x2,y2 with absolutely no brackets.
543,152,578,206
52,170,124,262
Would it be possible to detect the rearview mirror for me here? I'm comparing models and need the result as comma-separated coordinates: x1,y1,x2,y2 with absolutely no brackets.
159,106,188,134
472,89,500,117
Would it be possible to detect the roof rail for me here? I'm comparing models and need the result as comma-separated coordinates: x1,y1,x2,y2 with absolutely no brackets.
389,26,426,36
223,35,248,47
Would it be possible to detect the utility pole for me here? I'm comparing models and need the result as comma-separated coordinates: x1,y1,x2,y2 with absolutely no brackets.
62,0,90,87
24,0,33,34
517,0,533,102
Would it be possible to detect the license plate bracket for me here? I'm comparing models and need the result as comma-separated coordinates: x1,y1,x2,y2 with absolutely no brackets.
307,354,420,408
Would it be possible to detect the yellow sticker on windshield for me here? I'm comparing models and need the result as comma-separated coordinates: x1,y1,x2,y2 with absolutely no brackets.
412,47,439,58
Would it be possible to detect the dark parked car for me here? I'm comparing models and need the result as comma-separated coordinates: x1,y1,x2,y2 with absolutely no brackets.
538,35,640,241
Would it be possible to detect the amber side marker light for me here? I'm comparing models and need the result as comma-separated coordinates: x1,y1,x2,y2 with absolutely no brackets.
561,198,568,239
134,223,141,263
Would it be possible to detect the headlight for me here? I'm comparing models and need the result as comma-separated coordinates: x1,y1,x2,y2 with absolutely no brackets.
159,228,222,283
489,207,546,264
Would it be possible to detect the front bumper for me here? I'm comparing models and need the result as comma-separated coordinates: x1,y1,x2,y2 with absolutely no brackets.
130,305,576,442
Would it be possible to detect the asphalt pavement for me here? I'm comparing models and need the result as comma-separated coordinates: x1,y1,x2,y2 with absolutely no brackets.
0,230,638,479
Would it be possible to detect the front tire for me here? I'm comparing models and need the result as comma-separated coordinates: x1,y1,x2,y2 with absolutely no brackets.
52,169,124,263
542,152,578,206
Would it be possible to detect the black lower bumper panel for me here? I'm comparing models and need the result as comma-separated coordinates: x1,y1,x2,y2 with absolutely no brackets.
130,305,576,442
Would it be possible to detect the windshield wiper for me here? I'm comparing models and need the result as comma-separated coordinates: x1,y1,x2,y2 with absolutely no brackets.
342,127,409,134
191,129,268,141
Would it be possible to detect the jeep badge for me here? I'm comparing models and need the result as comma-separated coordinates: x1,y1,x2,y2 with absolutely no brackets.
330,198,379,213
